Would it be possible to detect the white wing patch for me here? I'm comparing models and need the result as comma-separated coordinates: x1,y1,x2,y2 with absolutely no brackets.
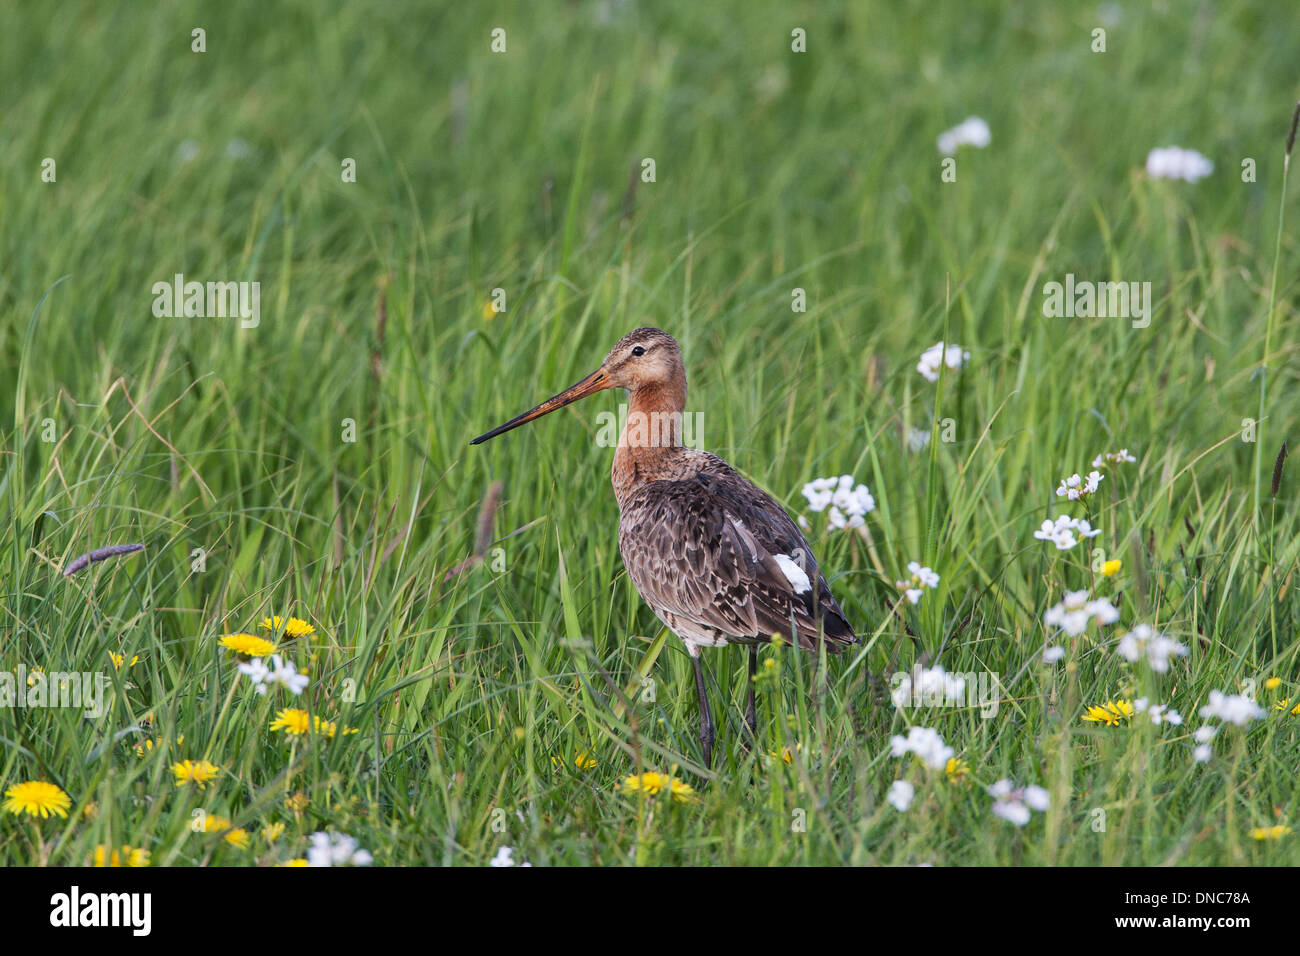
774,553,811,594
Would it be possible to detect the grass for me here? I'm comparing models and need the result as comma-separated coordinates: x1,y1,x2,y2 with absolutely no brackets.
2,0,1299,866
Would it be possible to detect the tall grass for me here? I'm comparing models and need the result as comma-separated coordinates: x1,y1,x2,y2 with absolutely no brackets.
1,0,1298,865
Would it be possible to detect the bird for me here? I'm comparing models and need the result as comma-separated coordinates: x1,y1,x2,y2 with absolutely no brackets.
471,328,856,769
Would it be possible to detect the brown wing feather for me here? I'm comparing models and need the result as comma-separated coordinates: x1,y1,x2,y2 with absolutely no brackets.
618,458,856,651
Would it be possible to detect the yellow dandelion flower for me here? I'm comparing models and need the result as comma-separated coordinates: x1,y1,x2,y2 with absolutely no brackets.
93,844,151,867
135,734,184,758
269,708,355,738
259,616,316,639
482,299,499,320
552,752,598,770
1274,698,1300,715
108,652,140,670
171,759,220,788
1081,699,1134,726
2,781,72,819
945,757,970,783
270,708,311,735
1265,677,1282,691
271,708,311,734
621,772,669,796
1250,825,1292,841
765,743,802,765
262,822,286,843
199,815,246,847
1101,560,1122,577
280,858,309,867
621,772,694,803
219,633,276,657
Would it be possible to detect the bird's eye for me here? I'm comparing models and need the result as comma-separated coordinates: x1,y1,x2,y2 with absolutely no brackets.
631,346,645,357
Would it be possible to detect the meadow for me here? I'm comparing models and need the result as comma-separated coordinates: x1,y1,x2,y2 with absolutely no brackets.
2,0,1299,867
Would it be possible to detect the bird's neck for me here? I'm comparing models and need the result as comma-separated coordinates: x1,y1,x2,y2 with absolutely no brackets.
611,380,690,508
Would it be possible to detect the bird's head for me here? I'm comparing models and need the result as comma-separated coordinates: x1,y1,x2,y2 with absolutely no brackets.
470,327,684,445
600,327,683,391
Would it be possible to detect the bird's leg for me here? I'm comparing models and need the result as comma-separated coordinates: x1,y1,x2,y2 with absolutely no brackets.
692,653,714,770
745,644,759,741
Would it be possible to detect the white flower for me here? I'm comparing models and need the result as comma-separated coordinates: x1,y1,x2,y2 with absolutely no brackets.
1198,690,1265,726
889,726,954,770
1074,519,1101,539
1086,599,1120,625
1023,785,1050,811
266,655,310,695
908,562,940,588
489,845,531,867
240,654,308,696
237,657,271,692
896,561,940,605
892,666,966,709
916,341,970,382
1133,698,1182,725
1193,725,1217,743
802,475,874,530
1146,146,1213,183
887,780,915,812
1083,470,1103,493
1032,515,1101,550
992,799,1031,826
801,478,834,512
1044,591,1117,636
307,831,373,867
907,428,931,453
1055,474,1083,500
1042,645,1066,664
988,779,1048,826
1033,517,1075,549
1193,744,1212,763
1116,624,1188,673
937,116,991,156
1092,448,1137,469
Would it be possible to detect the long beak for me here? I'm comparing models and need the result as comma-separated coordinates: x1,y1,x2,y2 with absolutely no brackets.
470,367,610,445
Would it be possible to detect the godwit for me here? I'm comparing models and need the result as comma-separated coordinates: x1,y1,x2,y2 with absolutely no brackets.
471,328,856,768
